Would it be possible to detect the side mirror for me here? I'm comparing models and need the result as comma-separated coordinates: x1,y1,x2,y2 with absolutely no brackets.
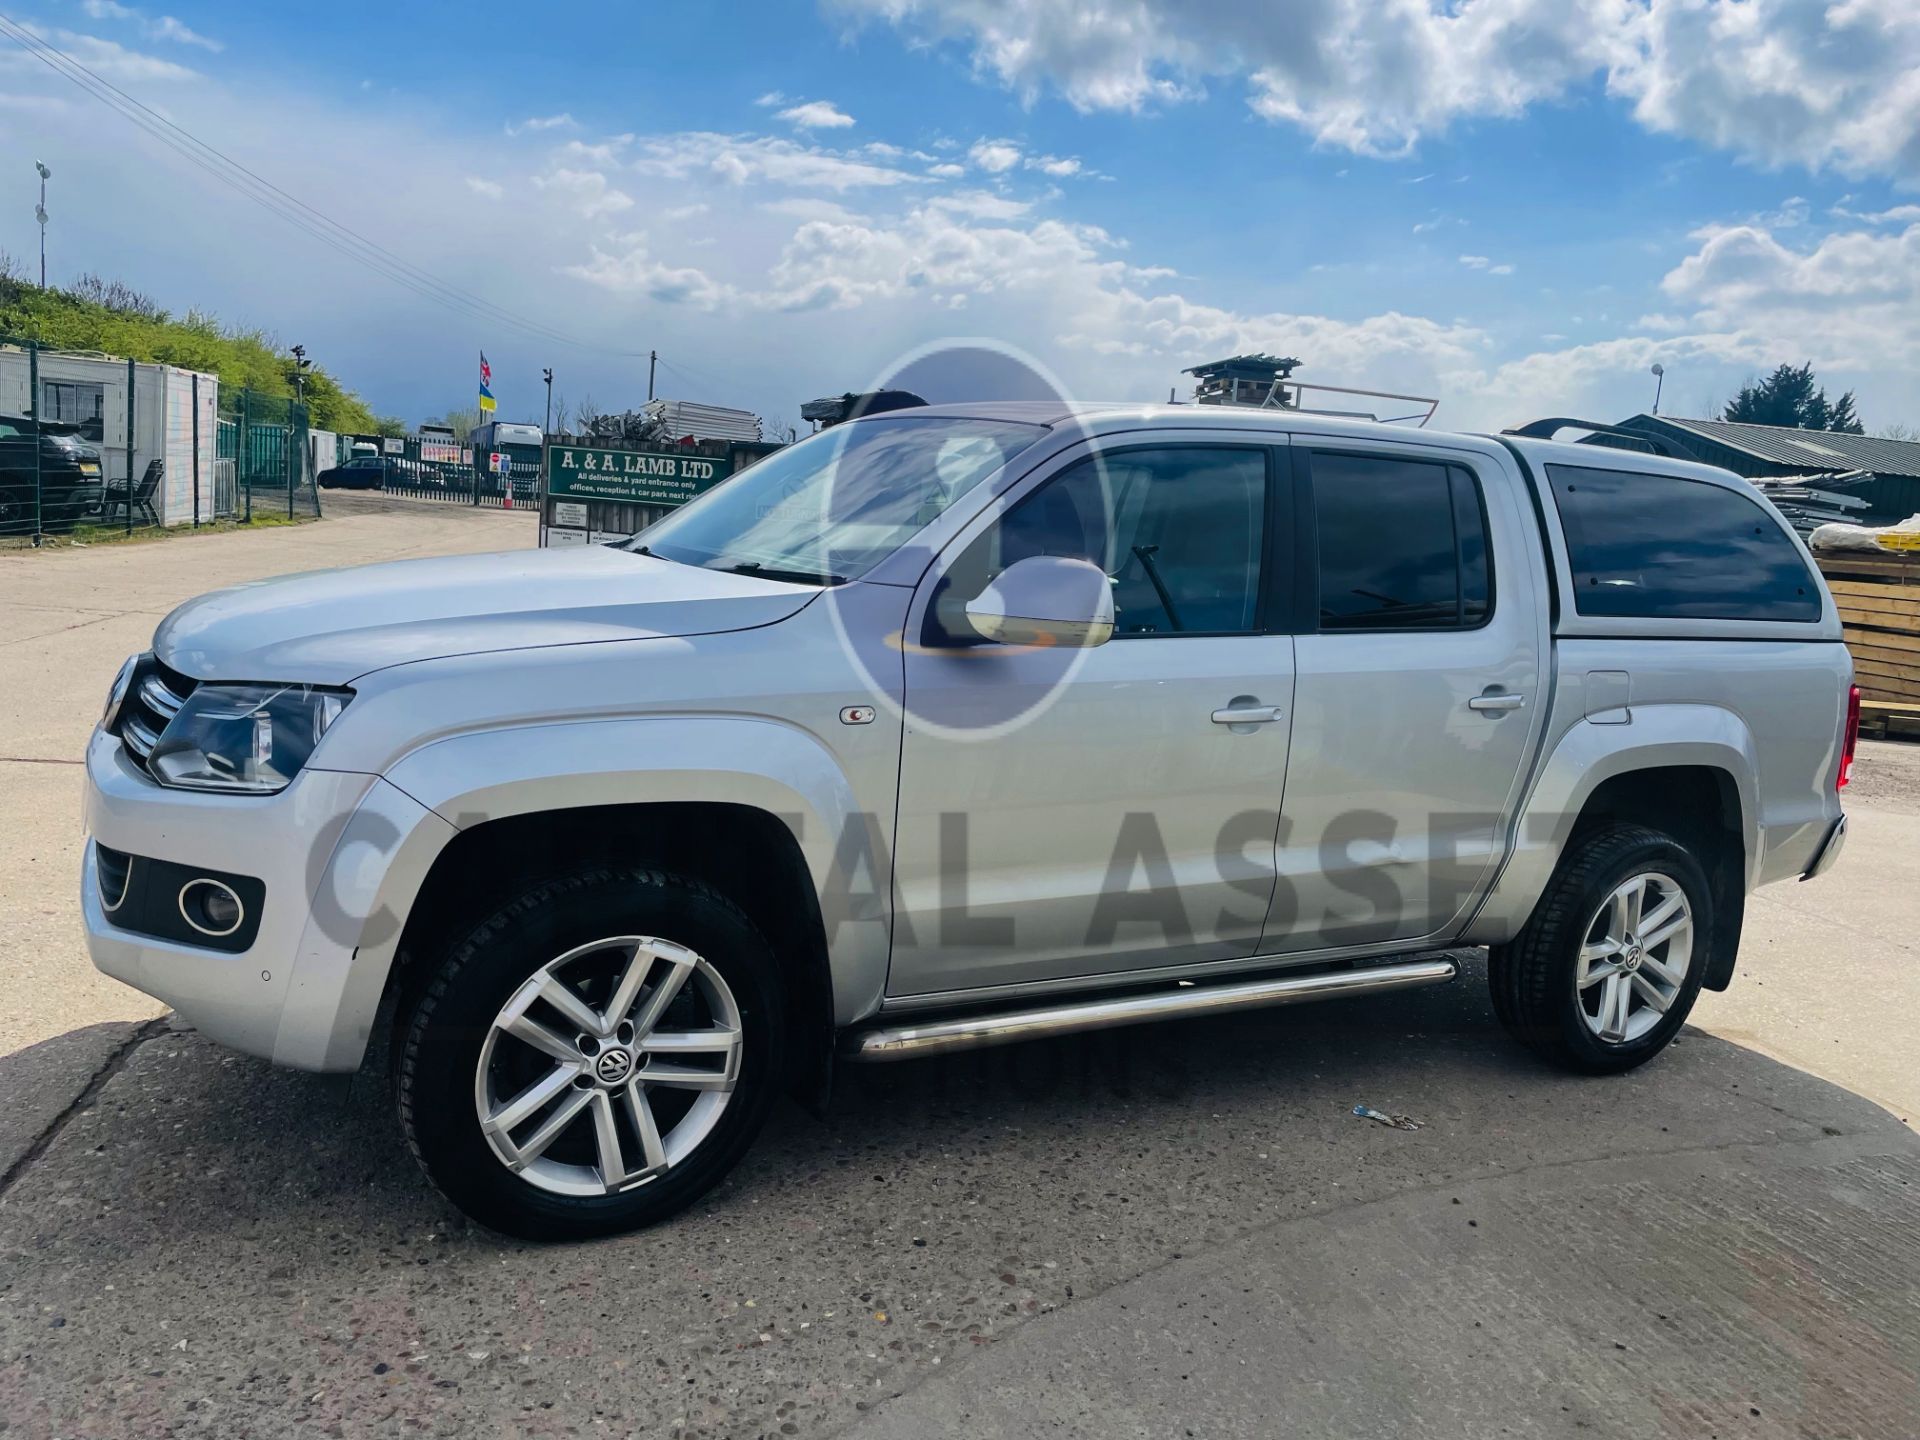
965,555,1114,648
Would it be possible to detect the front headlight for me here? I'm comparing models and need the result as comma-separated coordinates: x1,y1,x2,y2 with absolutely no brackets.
148,683,352,794
101,654,139,732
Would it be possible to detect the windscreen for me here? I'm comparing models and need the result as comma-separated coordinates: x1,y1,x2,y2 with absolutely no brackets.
635,415,1046,583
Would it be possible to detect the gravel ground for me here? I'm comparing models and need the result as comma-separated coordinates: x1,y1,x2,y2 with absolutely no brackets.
1849,737,1920,814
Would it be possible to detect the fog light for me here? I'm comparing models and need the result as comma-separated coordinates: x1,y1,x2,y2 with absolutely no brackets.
178,878,245,938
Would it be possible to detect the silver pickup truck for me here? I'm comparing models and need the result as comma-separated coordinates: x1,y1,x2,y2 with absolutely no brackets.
81,402,1857,1238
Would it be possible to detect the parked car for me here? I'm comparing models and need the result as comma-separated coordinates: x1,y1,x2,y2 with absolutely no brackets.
0,413,104,534
81,403,1855,1239
317,454,399,489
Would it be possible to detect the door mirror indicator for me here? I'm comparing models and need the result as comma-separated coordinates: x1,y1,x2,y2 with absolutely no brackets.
965,556,1115,649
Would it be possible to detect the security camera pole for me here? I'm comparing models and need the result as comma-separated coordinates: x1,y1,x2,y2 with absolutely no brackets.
34,160,50,287
1650,363,1665,416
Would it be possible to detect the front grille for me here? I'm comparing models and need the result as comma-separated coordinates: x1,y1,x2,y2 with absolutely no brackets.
116,658,197,773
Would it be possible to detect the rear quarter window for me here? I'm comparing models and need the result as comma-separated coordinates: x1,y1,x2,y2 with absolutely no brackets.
1545,464,1821,622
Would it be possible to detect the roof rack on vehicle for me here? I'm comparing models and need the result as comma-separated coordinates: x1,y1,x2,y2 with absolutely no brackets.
1501,417,1691,460
1182,354,1438,427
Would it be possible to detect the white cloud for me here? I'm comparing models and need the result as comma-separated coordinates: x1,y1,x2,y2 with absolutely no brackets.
1832,203,1920,227
507,112,576,136
928,189,1034,220
754,90,786,107
9,28,199,81
837,0,1920,177
532,167,634,218
1459,255,1513,274
565,237,736,309
80,0,221,51
967,138,1024,173
1659,218,1920,371
629,132,922,191
777,99,856,129
1030,154,1082,177
927,162,966,178
759,196,866,224
557,135,635,167
465,176,504,200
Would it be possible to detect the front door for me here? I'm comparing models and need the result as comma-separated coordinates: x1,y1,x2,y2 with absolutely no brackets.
889,439,1296,1000
1260,441,1544,954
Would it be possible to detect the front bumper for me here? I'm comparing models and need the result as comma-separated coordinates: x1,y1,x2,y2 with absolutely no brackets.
81,728,454,1071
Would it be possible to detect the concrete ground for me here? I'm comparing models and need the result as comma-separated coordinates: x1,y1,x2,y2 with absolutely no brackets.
1,496,1916,1439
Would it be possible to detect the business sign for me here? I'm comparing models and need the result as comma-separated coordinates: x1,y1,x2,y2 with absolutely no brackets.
489,451,510,475
545,445,731,507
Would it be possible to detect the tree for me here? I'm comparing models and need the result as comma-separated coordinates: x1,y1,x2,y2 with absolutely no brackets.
1722,362,1865,433
428,406,481,440
1878,423,1920,443
0,268,383,433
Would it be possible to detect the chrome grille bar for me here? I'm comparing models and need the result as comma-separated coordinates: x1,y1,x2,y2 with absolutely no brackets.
122,714,159,758
139,673,187,719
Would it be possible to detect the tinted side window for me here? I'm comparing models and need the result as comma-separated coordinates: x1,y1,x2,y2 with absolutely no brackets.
933,446,1269,639
1311,453,1491,631
1546,465,1820,621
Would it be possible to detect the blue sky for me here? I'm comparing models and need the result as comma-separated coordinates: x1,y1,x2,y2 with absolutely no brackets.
3,0,1918,435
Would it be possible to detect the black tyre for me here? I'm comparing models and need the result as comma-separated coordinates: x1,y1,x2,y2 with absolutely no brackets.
1488,824,1713,1075
396,866,785,1240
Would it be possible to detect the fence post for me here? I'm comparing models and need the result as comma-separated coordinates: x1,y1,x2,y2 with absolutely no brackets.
241,389,252,523
125,356,135,536
287,403,296,521
191,374,201,527
28,341,42,545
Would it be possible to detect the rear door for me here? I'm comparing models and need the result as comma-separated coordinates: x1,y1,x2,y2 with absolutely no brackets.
1259,439,1546,954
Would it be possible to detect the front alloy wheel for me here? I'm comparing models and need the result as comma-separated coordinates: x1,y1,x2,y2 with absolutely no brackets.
398,867,784,1240
475,936,743,1195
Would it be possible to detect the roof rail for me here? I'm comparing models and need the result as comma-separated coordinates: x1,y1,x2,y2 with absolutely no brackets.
1502,417,1691,460
1182,354,1437,426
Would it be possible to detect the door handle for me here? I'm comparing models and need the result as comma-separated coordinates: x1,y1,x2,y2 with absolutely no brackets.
1468,691,1527,714
1211,705,1284,725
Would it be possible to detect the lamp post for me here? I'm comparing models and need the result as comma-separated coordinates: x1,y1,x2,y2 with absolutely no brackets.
34,160,50,287
542,367,554,436
290,344,310,406
1650,363,1665,416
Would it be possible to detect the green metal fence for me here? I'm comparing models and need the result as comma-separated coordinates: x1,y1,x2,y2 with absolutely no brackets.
2,333,318,544
219,387,320,523
332,431,537,508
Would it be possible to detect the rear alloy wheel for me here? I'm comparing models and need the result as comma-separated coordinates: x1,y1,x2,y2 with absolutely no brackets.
398,867,783,1240
1573,871,1693,1047
1489,824,1713,1074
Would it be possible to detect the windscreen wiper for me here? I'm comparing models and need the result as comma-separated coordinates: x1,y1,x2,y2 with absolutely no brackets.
724,560,846,587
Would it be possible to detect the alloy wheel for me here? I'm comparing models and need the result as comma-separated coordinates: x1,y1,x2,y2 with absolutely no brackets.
473,935,743,1197
1575,871,1694,1046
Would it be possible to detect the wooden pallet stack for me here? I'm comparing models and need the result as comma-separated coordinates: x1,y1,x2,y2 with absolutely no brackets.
1817,551,1920,740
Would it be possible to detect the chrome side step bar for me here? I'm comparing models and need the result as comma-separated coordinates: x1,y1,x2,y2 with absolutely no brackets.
841,957,1459,1063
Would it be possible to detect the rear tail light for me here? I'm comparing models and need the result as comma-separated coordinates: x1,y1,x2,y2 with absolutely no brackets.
1837,683,1860,791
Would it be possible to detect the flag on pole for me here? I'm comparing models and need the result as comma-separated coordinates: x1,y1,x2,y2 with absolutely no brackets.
478,351,497,414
